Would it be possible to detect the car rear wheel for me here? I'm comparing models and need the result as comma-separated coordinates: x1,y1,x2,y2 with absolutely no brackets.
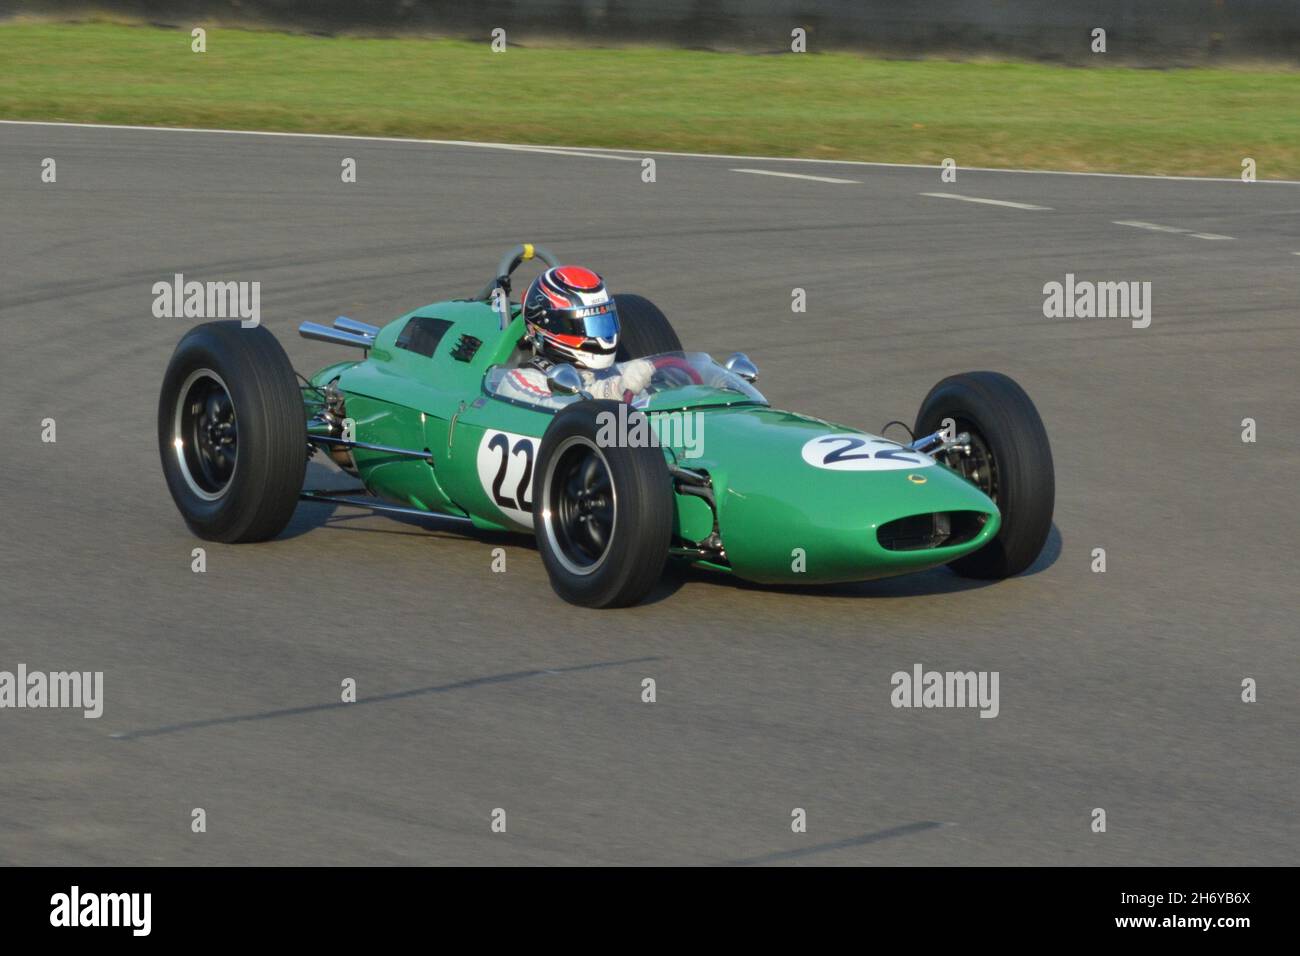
914,371,1054,578
614,293,682,360
158,321,306,542
534,400,672,607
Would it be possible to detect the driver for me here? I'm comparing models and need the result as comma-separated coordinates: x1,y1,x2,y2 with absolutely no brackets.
495,265,654,406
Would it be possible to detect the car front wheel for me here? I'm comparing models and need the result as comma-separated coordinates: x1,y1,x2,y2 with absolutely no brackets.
914,370,1054,578
534,400,672,607
158,321,306,542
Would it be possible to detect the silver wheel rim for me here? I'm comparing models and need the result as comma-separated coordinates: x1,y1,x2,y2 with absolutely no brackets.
172,368,238,501
541,435,618,577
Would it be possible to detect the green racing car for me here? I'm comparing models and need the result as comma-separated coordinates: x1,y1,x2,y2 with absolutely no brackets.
158,244,1055,607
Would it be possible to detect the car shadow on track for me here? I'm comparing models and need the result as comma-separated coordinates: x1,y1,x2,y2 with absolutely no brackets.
289,503,687,606
286,490,1062,605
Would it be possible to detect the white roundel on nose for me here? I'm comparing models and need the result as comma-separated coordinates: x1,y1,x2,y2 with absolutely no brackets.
800,433,935,471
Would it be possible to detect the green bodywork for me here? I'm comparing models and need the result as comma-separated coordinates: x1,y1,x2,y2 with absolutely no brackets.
305,299,1001,585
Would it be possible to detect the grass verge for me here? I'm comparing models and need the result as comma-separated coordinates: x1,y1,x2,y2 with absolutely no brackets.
2,21,1298,178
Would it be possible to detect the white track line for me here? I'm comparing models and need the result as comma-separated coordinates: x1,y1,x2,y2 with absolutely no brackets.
1188,232,1235,240
3,120,1298,185
0,119,637,161
489,146,640,161
919,192,1051,210
732,168,859,184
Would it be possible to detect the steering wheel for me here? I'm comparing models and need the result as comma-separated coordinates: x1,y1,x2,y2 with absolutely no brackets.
477,243,562,301
646,354,704,392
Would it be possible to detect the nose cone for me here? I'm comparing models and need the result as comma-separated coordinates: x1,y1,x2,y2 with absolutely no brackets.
678,408,1000,584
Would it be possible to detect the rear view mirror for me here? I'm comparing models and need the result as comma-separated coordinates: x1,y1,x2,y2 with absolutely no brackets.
546,363,584,396
724,352,759,383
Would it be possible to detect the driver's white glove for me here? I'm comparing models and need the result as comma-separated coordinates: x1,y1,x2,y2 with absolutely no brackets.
617,358,655,396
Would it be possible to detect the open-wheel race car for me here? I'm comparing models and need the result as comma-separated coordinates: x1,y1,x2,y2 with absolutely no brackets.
158,244,1055,607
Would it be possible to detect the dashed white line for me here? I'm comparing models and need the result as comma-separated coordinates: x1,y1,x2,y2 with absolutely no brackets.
919,192,1051,210
1114,221,1236,240
1113,220,1189,233
732,168,860,184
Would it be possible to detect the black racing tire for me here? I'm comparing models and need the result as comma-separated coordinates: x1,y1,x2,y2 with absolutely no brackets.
914,371,1054,579
534,400,673,608
158,321,306,543
613,293,682,360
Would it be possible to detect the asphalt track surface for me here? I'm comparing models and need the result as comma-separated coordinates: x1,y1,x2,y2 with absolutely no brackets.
1,122,1297,866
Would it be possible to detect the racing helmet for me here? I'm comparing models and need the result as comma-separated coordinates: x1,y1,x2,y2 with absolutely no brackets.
522,265,620,370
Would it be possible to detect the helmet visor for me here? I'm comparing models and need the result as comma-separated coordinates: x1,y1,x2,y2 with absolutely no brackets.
555,303,619,341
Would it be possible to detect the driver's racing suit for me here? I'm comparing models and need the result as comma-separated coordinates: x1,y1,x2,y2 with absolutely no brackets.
495,356,655,409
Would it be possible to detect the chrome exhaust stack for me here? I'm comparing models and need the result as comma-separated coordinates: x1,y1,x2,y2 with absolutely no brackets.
333,315,380,337
298,321,374,350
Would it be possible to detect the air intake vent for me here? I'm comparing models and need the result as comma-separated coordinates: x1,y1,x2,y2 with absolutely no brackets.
877,511,987,552
395,316,453,358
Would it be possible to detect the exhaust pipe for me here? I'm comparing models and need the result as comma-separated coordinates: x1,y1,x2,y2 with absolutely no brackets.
333,315,380,337
299,321,373,350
